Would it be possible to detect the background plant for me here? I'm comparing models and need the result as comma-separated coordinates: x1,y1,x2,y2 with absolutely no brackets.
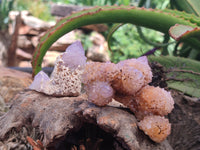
0,0,14,31
170,0,200,60
14,0,54,21
49,0,172,63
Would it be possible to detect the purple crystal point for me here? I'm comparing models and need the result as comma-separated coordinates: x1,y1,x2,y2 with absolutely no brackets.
62,41,87,70
29,70,50,92
137,56,148,65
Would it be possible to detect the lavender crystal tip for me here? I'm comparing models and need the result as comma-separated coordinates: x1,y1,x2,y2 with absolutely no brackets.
62,41,87,70
29,70,50,92
137,56,148,65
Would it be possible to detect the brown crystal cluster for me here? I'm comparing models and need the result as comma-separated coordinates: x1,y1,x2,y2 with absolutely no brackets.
82,56,174,143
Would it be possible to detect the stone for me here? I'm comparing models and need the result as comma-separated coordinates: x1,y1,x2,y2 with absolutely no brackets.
82,24,108,32
22,15,52,31
42,51,61,67
51,4,108,32
17,36,33,50
0,67,32,103
0,91,172,150
51,3,90,17
87,31,110,62
16,48,32,60
49,30,83,51
29,41,86,97
18,61,32,68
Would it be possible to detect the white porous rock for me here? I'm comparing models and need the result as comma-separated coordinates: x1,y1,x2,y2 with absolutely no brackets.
29,41,87,96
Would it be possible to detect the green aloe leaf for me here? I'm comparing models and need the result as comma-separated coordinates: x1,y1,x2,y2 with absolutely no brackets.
169,24,200,40
170,0,200,16
149,55,200,97
169,24,200,51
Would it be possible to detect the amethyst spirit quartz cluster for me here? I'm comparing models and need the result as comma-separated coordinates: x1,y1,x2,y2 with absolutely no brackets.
29,41,174,143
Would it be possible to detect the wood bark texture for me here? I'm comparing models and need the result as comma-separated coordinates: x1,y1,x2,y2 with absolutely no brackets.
0,90,172,150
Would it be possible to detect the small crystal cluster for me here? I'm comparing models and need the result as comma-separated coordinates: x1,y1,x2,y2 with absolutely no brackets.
29,41,174,143
138,115,171,143
82,56,153,104
82,54,174,143
29,41,86,96
82,56,152,104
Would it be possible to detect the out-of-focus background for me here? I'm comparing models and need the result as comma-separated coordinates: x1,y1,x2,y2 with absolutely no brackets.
0,0,173,68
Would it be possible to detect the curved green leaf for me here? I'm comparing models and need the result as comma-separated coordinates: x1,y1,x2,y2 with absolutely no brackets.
170,0,199,16
32,6,199,76
169,24,200,52
107,23,124,51
169,24,200,40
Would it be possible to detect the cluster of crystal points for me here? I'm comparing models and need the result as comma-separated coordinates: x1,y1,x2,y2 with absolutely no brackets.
29,41,174,143
82,56,153,105
29,41,86,96
138,115,171,143
81,47,174,143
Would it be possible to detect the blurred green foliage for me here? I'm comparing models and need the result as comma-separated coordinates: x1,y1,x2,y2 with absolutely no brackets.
2,0,200,63
14,0,54,21
170,0,200,61
107,0,172,62
54,0,172,63
11,0,174,63
0,0,14,31
50,0,137,6
108,24,164,63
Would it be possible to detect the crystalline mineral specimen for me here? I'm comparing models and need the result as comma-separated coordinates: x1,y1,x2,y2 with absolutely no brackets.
82,55,174,143
29,41,174,143
82,56,152,97
29,41,86,96
82,61,118,84
134,85,174,119
85,81,114,106
29,70,51,94
116,56,152,85
112,65,144,95
61,41,86,70
138,115,171,143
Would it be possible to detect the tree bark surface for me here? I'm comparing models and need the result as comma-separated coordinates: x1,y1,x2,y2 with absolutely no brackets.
0,90,172,150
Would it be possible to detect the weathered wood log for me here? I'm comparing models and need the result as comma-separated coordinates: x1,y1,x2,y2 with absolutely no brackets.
168,93,200,150
0,90,172,150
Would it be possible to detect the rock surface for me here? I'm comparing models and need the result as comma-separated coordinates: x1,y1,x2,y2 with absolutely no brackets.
51,3,90,17
87,31,110,62
168,92,200,150
7,10,110,68
51,3,108,32
0,67,32,103
0,90,172,150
